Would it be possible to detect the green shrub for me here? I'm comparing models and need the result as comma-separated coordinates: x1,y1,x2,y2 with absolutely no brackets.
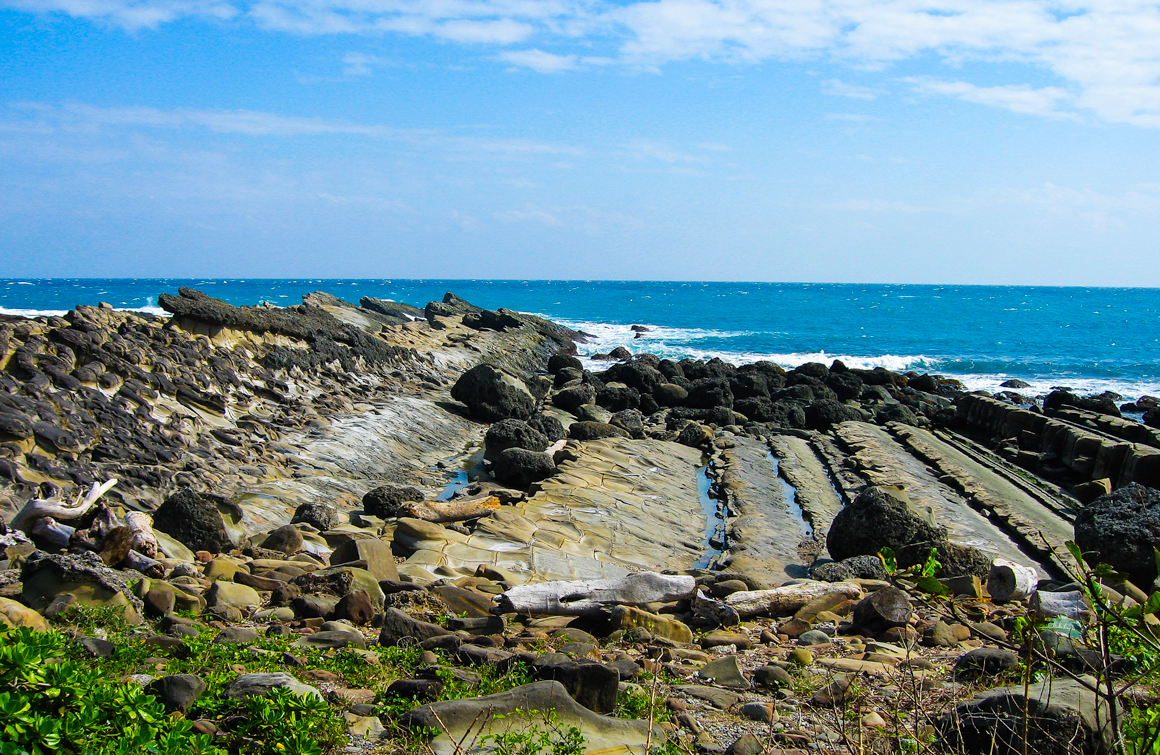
0,625,223,755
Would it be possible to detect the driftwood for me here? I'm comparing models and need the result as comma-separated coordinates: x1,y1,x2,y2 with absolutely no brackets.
11,479,119,533
124,512,160,558
398,496,500,524
986,558,1039,603
30,517,74,550
694,581,863,625
124,550,165,577
497,572,697,616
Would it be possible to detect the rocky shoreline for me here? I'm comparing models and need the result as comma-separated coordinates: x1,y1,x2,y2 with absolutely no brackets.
1,287,1158,755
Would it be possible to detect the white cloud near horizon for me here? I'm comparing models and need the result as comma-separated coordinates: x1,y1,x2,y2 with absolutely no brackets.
8,0,1160,128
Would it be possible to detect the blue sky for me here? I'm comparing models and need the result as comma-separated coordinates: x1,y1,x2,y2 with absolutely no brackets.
2,0,1160,284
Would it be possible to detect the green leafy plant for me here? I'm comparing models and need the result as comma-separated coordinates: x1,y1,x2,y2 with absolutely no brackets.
877,546,951,598
0,625,223,755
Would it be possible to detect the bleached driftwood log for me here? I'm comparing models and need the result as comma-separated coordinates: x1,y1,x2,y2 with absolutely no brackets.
10,479,119,533
124,550,165,577
30,517,74,550
398,496,500,524
987,558,1039,603
694,581,863,625
124,512,160,559
497,572,697,616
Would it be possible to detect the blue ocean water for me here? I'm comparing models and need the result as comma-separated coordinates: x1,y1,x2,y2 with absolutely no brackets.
2,278,1158,399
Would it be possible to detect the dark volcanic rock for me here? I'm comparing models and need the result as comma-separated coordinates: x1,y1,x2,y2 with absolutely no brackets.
159,288,415,372
686,378,733,410
811,555,888,582
492,448,556,488
527,413,566,442
804,400,863,431
568,422,629,441
484,419,550,459
1074,482,1160,588
827,486,946,562
362,484,425,518
548,354,584,374
553,384,596,413
1044,389,1122,418
152,490,236,554
451,364,537,422
291,502,338,531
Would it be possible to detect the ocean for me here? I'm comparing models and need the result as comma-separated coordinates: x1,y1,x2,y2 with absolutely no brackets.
2,278,1158,401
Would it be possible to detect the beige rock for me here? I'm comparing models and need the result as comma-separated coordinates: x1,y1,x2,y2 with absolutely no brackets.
207,581,262,611
0,597,48,631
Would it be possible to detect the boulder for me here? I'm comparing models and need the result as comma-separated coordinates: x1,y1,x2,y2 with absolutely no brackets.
223,672,321,701
811,555,888,583
399,680,662,755
0,596,48,631
20,550,143,623
291,502,338,531
259,525,303,554
526,413,566,443
804,400,863,431
939,676,1115,755
330,537,399,582
362,484,424,518
596,386,640,412
532,657,620,713
484,419,549,459
146,674,206,712
379,607,451,646
451,364,536,422
568,422,628,441
492,448,556,488
547,354,583,374
1073,482,1160,588
553,384,596,413
653,383,689,407
207,581,262,611
152,490,237,554
826,486,946,562
686,378,733,409
852,587,912,635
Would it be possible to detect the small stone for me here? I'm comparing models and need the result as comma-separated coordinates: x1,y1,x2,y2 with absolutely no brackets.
710,580,750,597
862,712,886,728
702,630,753,650
344,712,385,739
146,674,206,712
922,621,958,648
0,597,48,631
215,627,259,644
725,733,763,755
777,618,811,638
954,647,1019,680
788,648,813,666
696,655,750,689
812,674,854,707
754,665,793,689
738,702,778,723
796,630,832,647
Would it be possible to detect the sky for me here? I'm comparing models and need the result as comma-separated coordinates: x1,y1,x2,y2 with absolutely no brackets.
2,0,1160,284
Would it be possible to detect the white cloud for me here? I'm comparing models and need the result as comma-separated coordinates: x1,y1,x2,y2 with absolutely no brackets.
499,48,578,71
822,78,879,100
10,0,1160,126
906,77,1074,118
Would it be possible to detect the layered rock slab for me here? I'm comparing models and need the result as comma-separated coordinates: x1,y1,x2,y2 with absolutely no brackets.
399,437,705,583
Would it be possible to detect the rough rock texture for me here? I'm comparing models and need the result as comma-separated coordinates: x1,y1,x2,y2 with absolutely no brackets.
939,676,1116,755
152,490,237,554
451,364,537,422
827,486,945,562
492,449,556,488
484,419,550,459
362,484,425,519
399,680,661,755
1074,482,1160,588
